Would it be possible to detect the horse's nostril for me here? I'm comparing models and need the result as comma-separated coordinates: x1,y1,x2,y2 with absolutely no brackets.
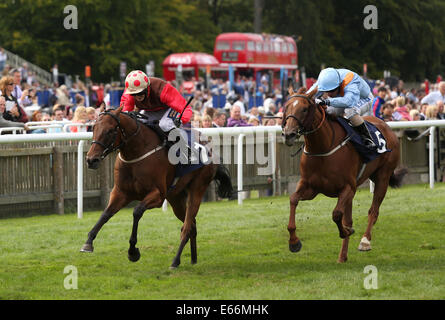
86,157,100,168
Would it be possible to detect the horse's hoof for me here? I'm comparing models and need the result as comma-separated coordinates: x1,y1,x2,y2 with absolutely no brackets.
128,248,141,262
170,259,181,269
289,240,302,253
80,243,94,253
358,237,372,251
337,257,348,263
191,259,197,265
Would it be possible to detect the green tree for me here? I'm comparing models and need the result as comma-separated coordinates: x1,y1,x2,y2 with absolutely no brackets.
0,0,218,82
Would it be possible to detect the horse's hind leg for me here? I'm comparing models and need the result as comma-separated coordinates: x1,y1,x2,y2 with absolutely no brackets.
171,174,211,269
338,199,353,263
80,189,129,253
128,189,163,262
167,191,198,268
332,185,355,240
359,175,390,251
288,181,317,253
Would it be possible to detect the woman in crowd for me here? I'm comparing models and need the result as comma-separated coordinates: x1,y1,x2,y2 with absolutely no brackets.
201,114,212,128
393,96,412,121
248,115,260,126
409,109,421,121
0,75,28,123
425,105,439,120
70,106,88,132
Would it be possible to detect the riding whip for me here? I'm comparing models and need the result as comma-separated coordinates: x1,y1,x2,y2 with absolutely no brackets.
175,95,194,126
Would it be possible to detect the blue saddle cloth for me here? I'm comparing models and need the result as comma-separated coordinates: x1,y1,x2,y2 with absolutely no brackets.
336,117,391,163
173,128,207,178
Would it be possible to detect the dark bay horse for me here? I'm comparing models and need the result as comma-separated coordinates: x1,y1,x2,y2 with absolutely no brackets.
80,107,233,268
282,87,406,262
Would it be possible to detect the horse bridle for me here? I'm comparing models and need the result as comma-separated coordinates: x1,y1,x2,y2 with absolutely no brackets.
91,111,141,160
282,94,326,136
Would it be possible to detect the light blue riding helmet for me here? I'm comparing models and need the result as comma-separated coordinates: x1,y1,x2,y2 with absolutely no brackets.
317,68,342,92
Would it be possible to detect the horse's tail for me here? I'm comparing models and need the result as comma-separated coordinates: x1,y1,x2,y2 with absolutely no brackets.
389,167,408,188
213,164,234,198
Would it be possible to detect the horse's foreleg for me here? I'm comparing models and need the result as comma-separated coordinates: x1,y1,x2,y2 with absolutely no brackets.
359,176,389,251
189,222,197,264
288,181,316,253
80,189,129,253
128,189,163,262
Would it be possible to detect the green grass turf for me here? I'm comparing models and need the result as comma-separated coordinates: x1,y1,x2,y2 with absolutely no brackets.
0,183,444,300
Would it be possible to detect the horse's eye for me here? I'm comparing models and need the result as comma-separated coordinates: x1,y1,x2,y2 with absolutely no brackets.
302,108,308,113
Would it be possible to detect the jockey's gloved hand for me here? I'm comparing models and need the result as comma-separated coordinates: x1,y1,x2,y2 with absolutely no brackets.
173,118,182,128
315,98,330,106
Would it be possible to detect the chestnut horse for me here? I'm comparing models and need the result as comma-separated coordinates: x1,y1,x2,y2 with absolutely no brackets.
80,107,233,268
282,87,406,262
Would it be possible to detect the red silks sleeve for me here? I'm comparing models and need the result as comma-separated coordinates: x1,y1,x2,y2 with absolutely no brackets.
120,93,135,112
160,83,192,124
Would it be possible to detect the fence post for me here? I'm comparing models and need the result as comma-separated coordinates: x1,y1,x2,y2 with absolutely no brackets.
429,126,435,189
269,131,277,195
53,146,64,215
237,134,245,205
77,140,85,219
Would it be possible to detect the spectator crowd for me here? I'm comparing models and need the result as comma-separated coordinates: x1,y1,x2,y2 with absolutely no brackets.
1,50,445,135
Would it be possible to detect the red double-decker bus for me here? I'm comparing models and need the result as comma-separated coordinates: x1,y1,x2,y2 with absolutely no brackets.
213,32,299,89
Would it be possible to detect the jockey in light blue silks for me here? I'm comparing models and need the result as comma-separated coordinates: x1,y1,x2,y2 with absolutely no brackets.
307,67,376,150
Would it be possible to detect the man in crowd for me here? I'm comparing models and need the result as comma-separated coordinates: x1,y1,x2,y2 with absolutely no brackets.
212,111,226,128
436,100,445,120
421,81,445,105
10,68,31,107
371,86,387,119
227,105,251,127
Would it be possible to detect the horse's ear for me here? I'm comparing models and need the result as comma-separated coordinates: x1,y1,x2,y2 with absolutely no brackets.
115,106,123,114
308,86,318,99
99,102,106,113
297,87,307,94
288,85,295,96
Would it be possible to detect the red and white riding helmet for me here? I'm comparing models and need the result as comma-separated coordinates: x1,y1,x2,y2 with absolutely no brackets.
124,70,150,95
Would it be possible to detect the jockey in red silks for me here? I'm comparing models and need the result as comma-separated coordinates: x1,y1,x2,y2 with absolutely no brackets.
121,70,192,132
121,70,195,161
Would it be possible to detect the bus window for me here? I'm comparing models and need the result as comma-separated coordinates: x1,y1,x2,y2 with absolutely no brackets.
247,41,255,51
256,42,262,52
282,42,288,53
232,41,245,51
274,42,281,53
263,42,270,52
216,41,230,50
288,43,295,53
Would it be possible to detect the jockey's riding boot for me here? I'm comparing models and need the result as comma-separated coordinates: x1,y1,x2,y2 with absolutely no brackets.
354,122,377,150
151,124,169,146
165,128,196,164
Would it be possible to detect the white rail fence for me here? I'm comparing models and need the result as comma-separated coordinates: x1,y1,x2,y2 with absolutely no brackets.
1,120,445,218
